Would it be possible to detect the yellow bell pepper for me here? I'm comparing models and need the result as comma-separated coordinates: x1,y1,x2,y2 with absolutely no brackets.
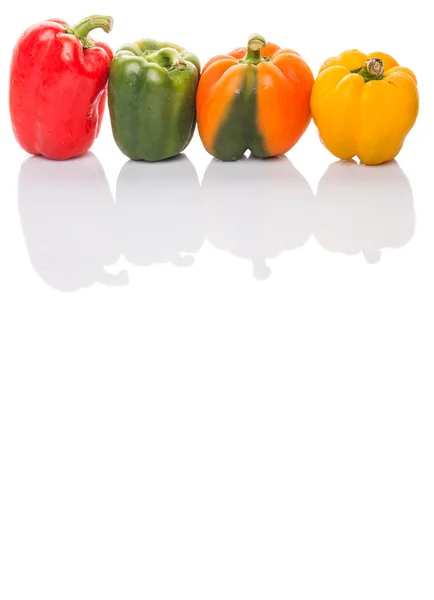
310,50,419,165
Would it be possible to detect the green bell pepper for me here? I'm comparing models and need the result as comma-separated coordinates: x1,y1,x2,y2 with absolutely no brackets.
108,39,200,161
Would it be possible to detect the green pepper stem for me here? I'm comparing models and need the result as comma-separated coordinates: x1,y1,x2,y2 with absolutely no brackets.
147,47,186,70
351,57,384,82
67,15,113,48
242,33,266,65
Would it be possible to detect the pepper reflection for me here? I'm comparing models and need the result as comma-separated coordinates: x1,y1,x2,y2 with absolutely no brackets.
116,155,203,267
202,156,314,279
18,153,127,292
313,160,415,263
18,153,416,290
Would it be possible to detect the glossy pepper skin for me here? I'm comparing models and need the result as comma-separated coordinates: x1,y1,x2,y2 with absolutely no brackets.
310,50,419,165
196,34,314,161
9,15,113,160
108,39,200,161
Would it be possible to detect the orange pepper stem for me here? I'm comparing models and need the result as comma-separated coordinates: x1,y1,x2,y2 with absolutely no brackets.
242,33,266,65
351,57,385,82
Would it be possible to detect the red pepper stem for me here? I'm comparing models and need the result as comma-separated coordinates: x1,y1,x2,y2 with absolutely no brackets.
68,15,113,47
242,33,266,65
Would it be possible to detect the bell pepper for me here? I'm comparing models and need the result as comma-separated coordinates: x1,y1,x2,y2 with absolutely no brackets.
108,39,200,161
9,15,113,160
314,160,415,262
310,50,419,165
196,33,314,161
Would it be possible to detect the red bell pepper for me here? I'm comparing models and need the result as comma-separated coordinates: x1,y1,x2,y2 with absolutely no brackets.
9,15,113,160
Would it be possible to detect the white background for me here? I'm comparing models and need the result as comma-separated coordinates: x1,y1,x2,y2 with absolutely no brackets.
1,2,433,598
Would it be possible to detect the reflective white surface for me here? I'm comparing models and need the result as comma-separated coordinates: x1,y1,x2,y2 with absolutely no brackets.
202,156,314,279
17,151,417,289
313,159,415,263
18,154,127,291
1,4,434,600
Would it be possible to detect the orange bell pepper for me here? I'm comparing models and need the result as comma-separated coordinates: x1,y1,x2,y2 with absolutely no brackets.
196,34,314,160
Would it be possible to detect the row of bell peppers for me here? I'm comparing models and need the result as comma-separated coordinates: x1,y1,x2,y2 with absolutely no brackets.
9,15,419,165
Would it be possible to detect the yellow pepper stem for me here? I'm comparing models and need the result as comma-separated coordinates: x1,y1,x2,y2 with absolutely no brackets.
351,58,385,82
